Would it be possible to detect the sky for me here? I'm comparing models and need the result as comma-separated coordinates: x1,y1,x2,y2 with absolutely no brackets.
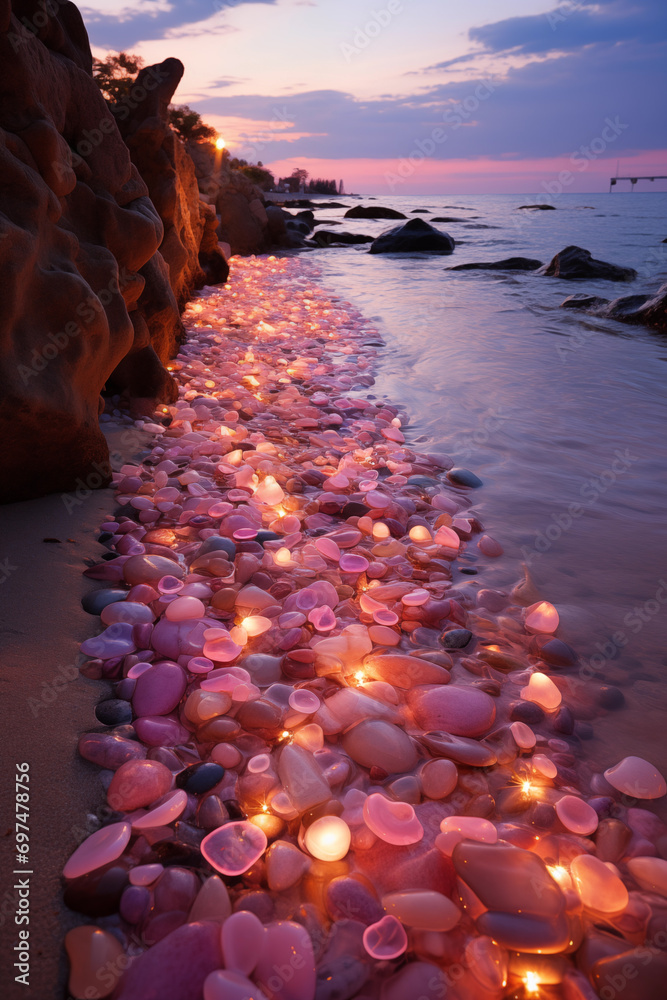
82,0,667,194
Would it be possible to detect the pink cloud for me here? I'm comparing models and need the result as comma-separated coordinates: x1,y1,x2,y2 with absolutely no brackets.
265,152,667,195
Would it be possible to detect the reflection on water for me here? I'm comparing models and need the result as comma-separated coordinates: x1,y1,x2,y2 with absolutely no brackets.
312,192,667,780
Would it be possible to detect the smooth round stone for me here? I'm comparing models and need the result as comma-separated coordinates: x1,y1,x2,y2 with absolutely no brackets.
81,622,135,659
342,720,418,774
107,759,173,812
266,840,311,891
532,754,558,779
201,821,267,876
363,915,407,960
453,841,565,919
220,910,265,976
78,733,145,770
133,716,189,747
465,937,508,992
478,534,503,557
123,554,184,585
132,661,187,717
112,920,222,1000
189,875,232,923
626,856,667,896
339,553,370,574
525,600,559,634
363,653,450,689
598,685,625,709
510,721,536,750
176,762,225,794
95,699,133,726
521,671,562,710
132,790,187,830
204,970,269,1000
439,628,472,649
120,884,150,925
555,795,599,836
129,863,163,886
447,468,483,488
65,925,125,999
198,535,236,559
476,910,570,954
254,921,316,1000
363,794,423,845
289,689,320,714
570,854,629,912
421,759,458,799
101,601,154,626
382,890,461,932
82,589,128,615
326,876,383,925
440,816,498,846
63,822,131,880
510,701,545,725
408,685,496,737
604,756,667,799
530,635,577,666
304,815,351,861
165,596,206,621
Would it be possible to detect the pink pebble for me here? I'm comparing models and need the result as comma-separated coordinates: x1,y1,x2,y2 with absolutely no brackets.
158,576,184,595
308,605,337,631
289,689,321,714
221,910,265,975
188,656,214,674
63,822,131,879
401,589,430,607
129,863,164,886
339,553,370,574
201,821,267,875
315,537,341,561
127,661,153,679
555,794,599,836
478,534,504,557
233,528,258,540
165,596,206,621
373,609,399,626
363,916,408,960
510,721,537,749
363,794,424,846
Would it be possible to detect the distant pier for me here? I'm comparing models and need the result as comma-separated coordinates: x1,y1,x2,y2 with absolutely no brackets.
609,175,667,191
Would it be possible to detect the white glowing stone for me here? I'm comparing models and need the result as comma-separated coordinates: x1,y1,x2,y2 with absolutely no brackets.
525,601,559,633
303,816,351,862
521,672,562,711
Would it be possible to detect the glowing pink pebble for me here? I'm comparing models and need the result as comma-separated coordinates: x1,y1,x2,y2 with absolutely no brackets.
366,492,391,510
158,575,184,595
308,605,337,631
221,910,265,975
439,816,498,843
521,671,562,711
247,754,271,774
189,656,214,674
339,553,370,574
241,616,272,637
373,608,399,626
279,612,306,629
233,528,258,540
432,494,458,513
532,754,558,779
510,721,537,749
525,601,559,634
401,589,430,607
127,661,153,679
166,596,206,621
211,744,242,768
228,489,252,502
555,794,598,835
368,625,400,646
363,794,424,846
203,634,243,663
604,756,667,799
289,689,320,714
129,863,163,886
434,526,460,550
315,537,341,561
363,916,408,960
133,790,187,830
295,589,318,612
282,515,301,534
63,822,131,879
360,593,383,614
201,821,267,876
478,534,504,557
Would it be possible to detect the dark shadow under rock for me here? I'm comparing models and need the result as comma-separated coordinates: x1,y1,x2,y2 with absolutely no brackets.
447,257,543,272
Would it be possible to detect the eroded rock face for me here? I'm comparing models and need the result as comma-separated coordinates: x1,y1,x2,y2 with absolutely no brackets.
0,0,168,501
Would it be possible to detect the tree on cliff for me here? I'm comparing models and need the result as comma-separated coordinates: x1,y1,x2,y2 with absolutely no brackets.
92,51,144,104
168,105,217,143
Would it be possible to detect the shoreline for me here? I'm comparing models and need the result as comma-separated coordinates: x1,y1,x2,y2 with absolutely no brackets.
2,257,664,995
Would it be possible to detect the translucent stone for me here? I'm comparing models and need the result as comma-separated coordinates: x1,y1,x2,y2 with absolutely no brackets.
304,816,351,861
521,672,562,711
132,790,187,830
570,854,629,912
343,719,418,774
421,759,458,799
277,743,331,812
439,816,498,849
626,856,667,896
107,759,173,811
204,970,269,1000
453,841,565,920
401,588,430,607
555,795,599,836
532,754,558,779
165,596,206,621
434,525,460,550
308,605,336,631
362,915,408,960
63,822,131,879
109,921,222,1000
294,724,324,752
65,925,124,999
363,653,449,689
338,553,370,573
266,840,311,891
604,756,667,799
363,794,423,845
221,910,265,975
465,936,508,991
382,890,461,931
129,864,163,886
510,720,537,749
525,601,559,633
132,661,187,716
201,821,267,875
254,921,316,1000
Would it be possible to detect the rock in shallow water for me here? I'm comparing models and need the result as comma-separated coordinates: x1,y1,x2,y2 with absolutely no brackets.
369,218,455,255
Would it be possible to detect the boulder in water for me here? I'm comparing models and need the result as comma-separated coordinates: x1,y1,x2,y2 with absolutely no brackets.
369,219,455,255
561,283,667,330
345,205,407,220
538,245,637,281
447,257,543,272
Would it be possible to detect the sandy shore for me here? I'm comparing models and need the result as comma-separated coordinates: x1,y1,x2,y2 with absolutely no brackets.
0,422,154,999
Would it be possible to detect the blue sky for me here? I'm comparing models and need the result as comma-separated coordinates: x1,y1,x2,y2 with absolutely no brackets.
82,0,667,192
